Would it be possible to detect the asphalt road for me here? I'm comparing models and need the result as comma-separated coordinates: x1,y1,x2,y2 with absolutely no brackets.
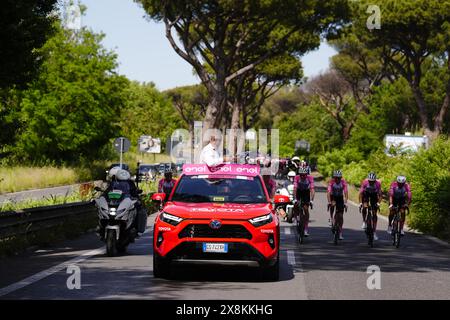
0,184,449,300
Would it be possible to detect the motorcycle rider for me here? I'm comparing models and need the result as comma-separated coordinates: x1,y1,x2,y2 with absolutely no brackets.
105,168,139,198
276,171,296,219
99,168,142,242
388,175,412,235
290,156,301,174
293,167,315,236
359,172,382,241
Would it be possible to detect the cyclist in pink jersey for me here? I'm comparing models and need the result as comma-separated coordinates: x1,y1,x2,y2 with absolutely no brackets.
358,172,382,240
293,167,315,236
327,170,348,240
388,175,412,235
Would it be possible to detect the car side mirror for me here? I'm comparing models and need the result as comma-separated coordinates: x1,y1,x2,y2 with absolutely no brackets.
152,193,166,202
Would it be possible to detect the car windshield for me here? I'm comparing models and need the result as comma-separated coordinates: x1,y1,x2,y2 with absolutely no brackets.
171,175,267,204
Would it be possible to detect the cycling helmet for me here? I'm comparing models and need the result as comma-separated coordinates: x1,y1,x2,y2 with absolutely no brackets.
116,169,131,181
287,171,296,178
333,170,343,178
368,172,377,181
396,175,406,184
298,167,308,175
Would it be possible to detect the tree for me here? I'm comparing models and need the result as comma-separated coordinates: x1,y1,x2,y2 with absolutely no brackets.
226,53,303,131
349,0,450,137
136,0,350,131
328,32,394,113
0,0,57,89
164,84,208,133
306,70,360,142
121,82,185,147
16,21,129,163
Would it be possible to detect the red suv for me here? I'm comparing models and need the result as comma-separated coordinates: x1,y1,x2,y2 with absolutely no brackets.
151,164,281,280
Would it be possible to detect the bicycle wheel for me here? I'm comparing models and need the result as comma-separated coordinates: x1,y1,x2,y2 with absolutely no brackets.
297,207,304,244
392,219,398,247
366,210,374,247
333,218,339,245
395,217,401,248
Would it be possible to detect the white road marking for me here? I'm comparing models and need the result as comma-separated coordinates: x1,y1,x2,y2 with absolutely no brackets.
287,250,296,265
0,227,152,297
0,247,105,297
286,250,308,299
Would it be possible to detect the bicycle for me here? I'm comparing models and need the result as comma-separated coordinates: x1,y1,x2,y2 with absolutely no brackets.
360,202,379,248
392,205,409,248
329,202,347,245
294,200,311,244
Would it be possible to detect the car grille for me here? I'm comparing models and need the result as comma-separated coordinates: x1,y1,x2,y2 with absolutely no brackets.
178,224,252,240
167,242,263,262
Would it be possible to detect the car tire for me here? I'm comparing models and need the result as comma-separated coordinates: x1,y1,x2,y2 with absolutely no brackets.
153,252,170,279
261,254,279,282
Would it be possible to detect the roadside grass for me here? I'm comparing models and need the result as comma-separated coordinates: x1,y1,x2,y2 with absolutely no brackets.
0,167,78,194
0,189,95,212
0,151,173,194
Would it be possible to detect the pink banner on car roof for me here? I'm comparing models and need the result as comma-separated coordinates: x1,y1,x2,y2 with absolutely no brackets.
182,164,260,177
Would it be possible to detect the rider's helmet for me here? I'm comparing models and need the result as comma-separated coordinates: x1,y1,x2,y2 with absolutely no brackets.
108,166,121,180
116,169,131,181
287,171,296,182
396,175,406,186
368,172,377,182
292,156,300,163
164,170,173,179
333,170,343,179
298,166,308,176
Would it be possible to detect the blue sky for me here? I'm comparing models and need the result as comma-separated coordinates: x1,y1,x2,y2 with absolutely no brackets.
77,0,335,91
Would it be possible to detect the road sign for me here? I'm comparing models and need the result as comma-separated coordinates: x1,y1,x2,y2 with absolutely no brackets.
138,135,161,154
295,140,310,152
113,137,130,168
113,137,131,153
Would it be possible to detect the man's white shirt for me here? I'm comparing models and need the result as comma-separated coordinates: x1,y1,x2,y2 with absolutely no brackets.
199,143,223,166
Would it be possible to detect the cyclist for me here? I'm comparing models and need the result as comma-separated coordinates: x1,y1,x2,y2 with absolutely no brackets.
388,175,412,235
293,167,315,236
327,170,348,240
358,172,382,241
158,170,177,198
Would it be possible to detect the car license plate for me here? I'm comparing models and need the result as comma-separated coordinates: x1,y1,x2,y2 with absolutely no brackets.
202,243,228,253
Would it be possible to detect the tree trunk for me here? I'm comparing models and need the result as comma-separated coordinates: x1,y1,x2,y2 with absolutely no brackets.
410,84,434,138
342,123,353,142
433,55,450,135
203,88,226,134
227,102,241,161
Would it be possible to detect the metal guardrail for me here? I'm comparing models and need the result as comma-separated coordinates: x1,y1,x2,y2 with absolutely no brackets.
0,201,96,240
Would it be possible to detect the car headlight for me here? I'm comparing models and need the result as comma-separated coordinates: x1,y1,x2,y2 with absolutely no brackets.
109,208,117,216
249,214,273,227
160,212,183,226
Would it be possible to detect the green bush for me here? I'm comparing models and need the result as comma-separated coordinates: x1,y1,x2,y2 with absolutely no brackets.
318,146,364,178
406,137,450,240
